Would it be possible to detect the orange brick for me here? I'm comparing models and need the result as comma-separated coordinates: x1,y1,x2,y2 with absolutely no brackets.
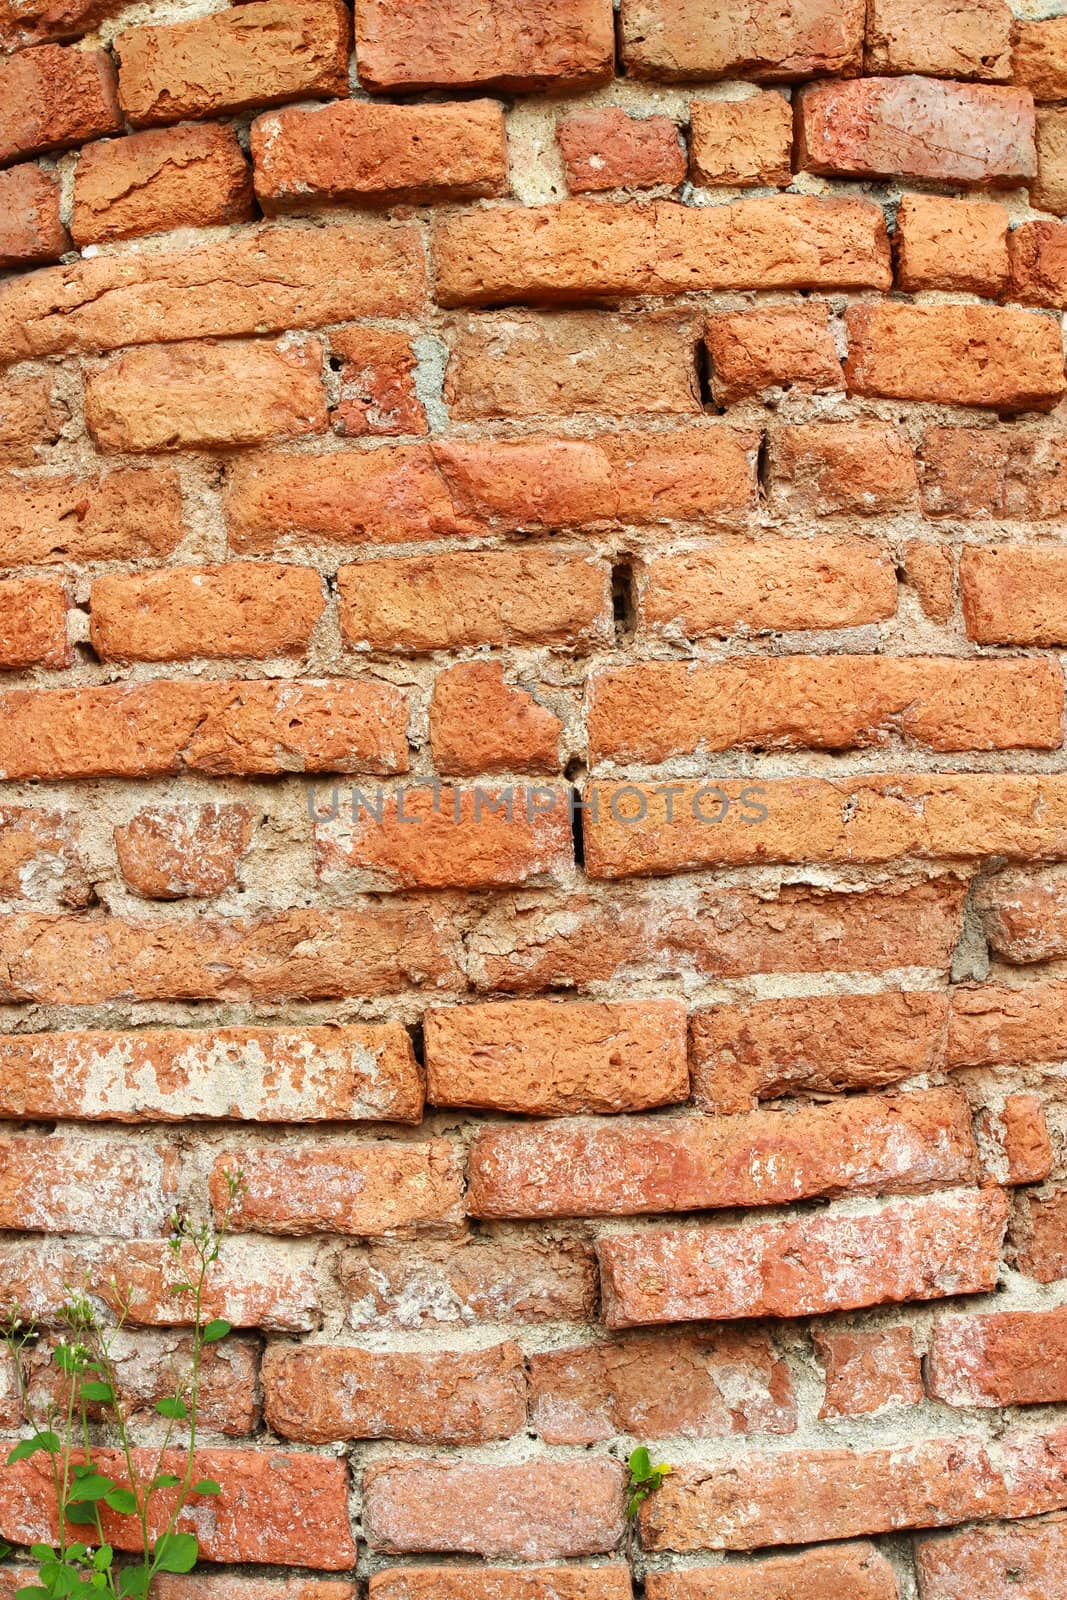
1034,107,1067,212
950,979,1067,1067
904,540,955,623
894,194,1010,295
988,1094,1054,1185
117,0,350,125
920,427,1067,521
370,1572,632,1600
155,1582,356,1600
0,1023,422,1123
599,1188,1008,1327
328,328,425,438
424,998,688,1115
0,0,127,49
0,44,120,164
468,1088,976,1219
917,1517,1067,1600
962,545,1067,644
0,578,68,669
845,303,1066,410
866,0,1012,79
90,562,325,662
115,804,254,898
433,196,891,304
815,1327,922,1418
263,1342,526,1444
690,991,949,1113
1014,18,1067,103
644,1545,897,1600
704,303,843,404
430,662,562,776
689,92,793,186
797,77,1035,186
976,867,1067,963
0,164,68,270
929,1308,1067,1407
0,375,65,467
1015,1190,1067,1282
362,1459,626,1561
768,422,918,515
0,808,86,907
529,1328,795,1444
0,1132,177,1235
1010,219,1067,308
638,537,896,638
252,99,506,210
619,0,864,80
71,123,253,247
0,468,182,567
354,0,614,92
557,107,685,192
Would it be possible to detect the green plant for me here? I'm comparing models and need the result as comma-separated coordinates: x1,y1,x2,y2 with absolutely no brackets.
626,1445,672,1519
1,1171,245,1600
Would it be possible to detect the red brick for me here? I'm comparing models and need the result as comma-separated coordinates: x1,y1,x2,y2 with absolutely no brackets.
917,1516,1067,1600
90,562,326,662
263,1341,526,1444
920,427,1067,521
117,0,349,125
0,468,182,567
689,92,793,186
370,1572,632,1600
619,0,865,80
0,0,127,49
950,979,1067,1067
904,541,955,624
1035,107,1067,212
430,662,562,776
598,1187,1009,1327
929,1308,1067,1407
314,783,574,894
338,551,611,654
558,107,685,193
815,1326,922,1418
0,578,68,669
529,1328,795,1443
1015,1190,1067,1282
0,1132,177,1235
704,303,844,404
354,0,614,92
975,867,1067,963
1010,219,1067,308
638,536,893,637
0,1448,355,1568
798,76,1035,186
115,804,255,899
0,44,120,165
845,303,1065,410
894,194,1010,295
984,1094,1054,1185
691,991,949,1113
252,99,506,211
1014,19,1067,103
0,906,461,1003
214,1139,464,1237
0,807,87,906
0,1023,422,1123
434,196,891,304
866,0,1012,80
0,163,67,269
644,1545,897,1600
0,375,65,467
0,220,425,365
588,656,1057,762
424,998,687,1115
72,123,253,248
362,1458,626,1561
768,421,918,516
329,328,425,437
341,1234,598,1330
156,1581,357,1600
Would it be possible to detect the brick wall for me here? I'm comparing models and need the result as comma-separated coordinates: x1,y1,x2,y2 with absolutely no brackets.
1,0,1067,1594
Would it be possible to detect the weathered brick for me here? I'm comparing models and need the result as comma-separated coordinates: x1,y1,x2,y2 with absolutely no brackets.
0,0,127,49
0,44,120,165
90,562,326,662
263,1341,526,1444
0,578,68,669
1015,1190,1067,1282
354,0,614,92
894,194,1010,295
1010,219,1067,308
916,1516,1067,1600
0,163,67,269
424,998,687,1115
0,221,424,365
469,1088,976,1219
0,1023,422,1123
689,92,793,186
961,545,1067,644
252,99,507,210
0,807,87,906
156,1580,357,1600
975,867,1067,963
213,1139,465,1237
690,991,949,1113
598,1188,1009,1326
768,421,918,516
0,906,461,1003
314,784,574,894
558,107,685,192
362,1459,626,1561
0,1132,177,1235
529,1328,795,1443
0,468,182,566
115,804,254,899
589,656,1058,763
328,328,425,438
1014,19,1067,104
704,303,843,404
797,77,1035,186
444,311,700,419
71,123,254,247
341,1234,598,1330
920,427,1067,521
619,0,864,81
638,537,896,638
994,1094,1054,1185
430,662,562,776
0,375,64,467
815,1326,922,1418
643,1543,898,1599
949,980,1067,1067
866,0,1012,80
844,303,1066,410
370,1572,632,1600
338,551,611,654
117,0,349,125
1034,107,1067,212
929,1308,1067,1408
904,541,955,624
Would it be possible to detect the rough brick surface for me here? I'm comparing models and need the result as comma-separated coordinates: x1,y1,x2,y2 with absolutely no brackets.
0,45,120,164
643,1545,898,1599
866,0,1012,80
0,578,69,668
430,662,562,775
0,468,182,566
1010,221,1067,308
619,0,865,81
1014,19,1067,104
370,1573,632,1600
0,164,68,269
816,1326,922,1418
894,194,1010,296
0,375,64,466
329,328,425,437
768,421,918,516
689,92,793,186
916,1516,1067,1599
558,108,685,192
0,808,86,906
89,562,326,661
71,124,254,247
704,304,844,404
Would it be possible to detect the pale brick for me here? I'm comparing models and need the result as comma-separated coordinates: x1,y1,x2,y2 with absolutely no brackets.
0,468,182,567
689,93,793,187
917,1517,1067,1600
0,1132,178,1236
866,0,1012,80
619,0,865,81
0,807,87,907
894,194,1010,296
929,1308,1067,1407
643,1544,898,1599
115,804,254,898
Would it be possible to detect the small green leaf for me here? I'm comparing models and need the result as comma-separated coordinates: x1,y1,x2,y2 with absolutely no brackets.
190,1477,221,1496
152,1472,180,1490
31,1544,57,1562
628,1446,652,1481
63,1504,97,1526
154,1396,187,1420
8,1431,61,1462
67,1474,116,1504
153,1532,197,1574
201,1318,231,1344
118,1568,148,1598
92,1547,112,1573
14,1585,49,1600
79,1383,114,1404
168,1284,193,1296
103,1488,137,1515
